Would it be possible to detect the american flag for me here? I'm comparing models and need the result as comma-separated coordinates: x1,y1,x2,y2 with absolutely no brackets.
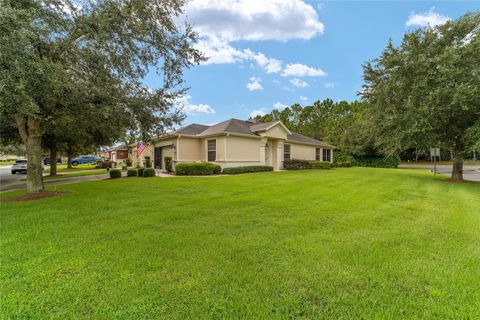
136,142,146,158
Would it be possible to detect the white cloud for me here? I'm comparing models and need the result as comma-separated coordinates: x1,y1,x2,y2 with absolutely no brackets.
324,82,336,88
250,110,267,118
195,39,282,74
290,78,309,88
282,63,327,77
406,9,450,27
273,102,288,110
299,96,308,101
177,95,215,115
246,77,263,91
186,0,327,77
185,0,324,42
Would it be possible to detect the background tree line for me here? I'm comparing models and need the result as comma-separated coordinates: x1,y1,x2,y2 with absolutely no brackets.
257,12,479,182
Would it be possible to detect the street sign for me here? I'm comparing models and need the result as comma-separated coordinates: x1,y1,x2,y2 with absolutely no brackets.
430,147,440,175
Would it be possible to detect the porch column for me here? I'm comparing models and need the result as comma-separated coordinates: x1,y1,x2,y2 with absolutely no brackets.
276,140,284,170
259,137,267,165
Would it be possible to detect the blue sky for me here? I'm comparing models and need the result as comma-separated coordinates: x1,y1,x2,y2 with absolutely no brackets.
145,1,479,125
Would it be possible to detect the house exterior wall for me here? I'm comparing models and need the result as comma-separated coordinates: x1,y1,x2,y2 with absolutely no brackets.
202,136,227,162
260,124,288,140
225,135,261,162
177,137,203,162
289,142,316,160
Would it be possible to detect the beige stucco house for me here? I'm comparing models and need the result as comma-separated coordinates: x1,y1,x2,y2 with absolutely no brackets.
131,118,334,171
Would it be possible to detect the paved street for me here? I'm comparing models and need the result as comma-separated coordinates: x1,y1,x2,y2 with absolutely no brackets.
0,165,25,190
0,173,110,192
399,164,480,182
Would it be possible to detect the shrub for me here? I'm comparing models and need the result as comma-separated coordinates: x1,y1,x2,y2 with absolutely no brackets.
109,169,121,179
311,161,332,169
334,161,353,168
96,160,115,169
125,158,132,166
175,163,222,175
283,159,312,170
354,155,400,168
137,167,145,177
164,156,173,172
144,156,152,168
127,169,137,177
223,166,273,174
143,168,155,177
333,151,355,164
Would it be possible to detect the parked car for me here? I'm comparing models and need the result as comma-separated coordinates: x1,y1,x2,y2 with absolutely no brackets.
43,157,62,165
11,160,45,174
70,155,102,166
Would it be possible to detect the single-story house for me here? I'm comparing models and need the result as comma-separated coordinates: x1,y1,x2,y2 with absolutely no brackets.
103,145,129,163
131,118,335,171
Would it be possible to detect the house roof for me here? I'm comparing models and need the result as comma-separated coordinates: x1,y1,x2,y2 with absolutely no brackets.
198,118,257,137
287,132,335,148
175,124,210,135
158,118,334,148
248,121,278,132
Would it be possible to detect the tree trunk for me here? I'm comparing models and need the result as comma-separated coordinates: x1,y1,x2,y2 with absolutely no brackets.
15,116,44,193
50,146,57,176
451,148,464,182
67,152,72,169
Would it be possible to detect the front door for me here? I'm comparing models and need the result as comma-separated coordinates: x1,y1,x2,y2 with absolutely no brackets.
154,147,162,169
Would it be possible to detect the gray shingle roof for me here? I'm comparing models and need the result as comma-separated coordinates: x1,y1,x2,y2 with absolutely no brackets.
248,121,279,132
198,119,257,136
175,124,210,135
165,119,334,148
287,132,335,148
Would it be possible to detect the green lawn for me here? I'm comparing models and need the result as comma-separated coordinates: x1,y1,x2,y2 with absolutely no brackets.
44,163,97,173
1,168,479,319
43,169,109,180
401,160,480,165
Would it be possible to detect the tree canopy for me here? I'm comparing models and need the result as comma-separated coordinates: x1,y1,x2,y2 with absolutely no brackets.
361,12,480,181
0,0,205,192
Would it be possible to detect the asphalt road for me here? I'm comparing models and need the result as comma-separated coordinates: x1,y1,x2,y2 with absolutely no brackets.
0,165,25,189
399,164,480,182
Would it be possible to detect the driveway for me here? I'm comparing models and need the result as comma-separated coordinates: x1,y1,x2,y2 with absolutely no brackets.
399,164,480,182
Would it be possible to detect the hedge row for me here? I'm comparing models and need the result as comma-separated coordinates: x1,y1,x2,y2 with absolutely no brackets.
354,156,400,168
175,163,221,175
283,159,332,170
111,168,156,178
223,166,273,174
334,150,400,168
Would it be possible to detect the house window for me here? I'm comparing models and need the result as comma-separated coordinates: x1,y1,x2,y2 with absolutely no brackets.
323,148,331,162
284,144,291,160
207,139,216,162
316,148,321,161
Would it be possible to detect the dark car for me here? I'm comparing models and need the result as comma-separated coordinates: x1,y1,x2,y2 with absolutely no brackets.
70,155,102,166
43,157,62,165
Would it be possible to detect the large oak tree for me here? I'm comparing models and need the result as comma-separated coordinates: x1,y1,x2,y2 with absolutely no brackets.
0,0,203,192
361,12,480,182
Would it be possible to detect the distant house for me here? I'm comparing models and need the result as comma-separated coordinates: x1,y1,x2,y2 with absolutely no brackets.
131,119,334,171
104,145,129,163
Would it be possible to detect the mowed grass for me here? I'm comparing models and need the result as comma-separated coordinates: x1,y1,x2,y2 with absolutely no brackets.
44,163,97,173
1,168,479,319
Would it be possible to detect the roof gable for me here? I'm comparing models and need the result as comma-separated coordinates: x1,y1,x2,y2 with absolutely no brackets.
199,119,257,137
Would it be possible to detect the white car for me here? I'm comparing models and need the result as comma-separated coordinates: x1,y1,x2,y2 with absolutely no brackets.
11,160,44,174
